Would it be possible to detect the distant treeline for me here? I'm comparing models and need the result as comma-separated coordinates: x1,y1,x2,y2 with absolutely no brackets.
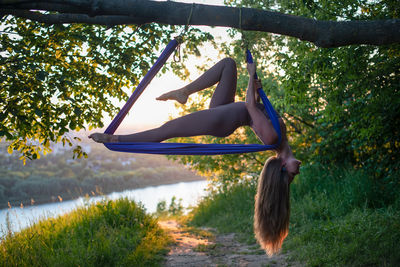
0,143,203,209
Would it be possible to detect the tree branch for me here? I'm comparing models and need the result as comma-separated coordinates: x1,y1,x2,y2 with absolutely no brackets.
285,112,315,128
281,114,302,134
1,0,399,47
1,9,150,26
247,153,264,165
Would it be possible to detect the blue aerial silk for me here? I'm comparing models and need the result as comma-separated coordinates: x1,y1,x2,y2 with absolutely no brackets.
104,39,281,155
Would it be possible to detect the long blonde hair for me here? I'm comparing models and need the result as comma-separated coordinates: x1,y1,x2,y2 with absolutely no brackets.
254,156,291,256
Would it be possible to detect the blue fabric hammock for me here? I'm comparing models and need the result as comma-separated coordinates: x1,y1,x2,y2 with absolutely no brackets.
103,38,281,155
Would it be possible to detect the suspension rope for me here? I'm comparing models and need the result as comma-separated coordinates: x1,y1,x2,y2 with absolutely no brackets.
178,2,195,38
239,6,249,50
174,2,195,62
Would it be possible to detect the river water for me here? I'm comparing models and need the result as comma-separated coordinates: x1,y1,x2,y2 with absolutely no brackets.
0,180,208,238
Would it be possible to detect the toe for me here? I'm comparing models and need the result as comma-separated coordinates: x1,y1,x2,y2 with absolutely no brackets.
156,93,167,101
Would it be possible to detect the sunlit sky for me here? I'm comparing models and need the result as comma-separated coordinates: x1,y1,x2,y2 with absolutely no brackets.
98,0,236,135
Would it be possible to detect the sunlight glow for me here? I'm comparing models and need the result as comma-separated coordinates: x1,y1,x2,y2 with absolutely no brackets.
103,0,234,134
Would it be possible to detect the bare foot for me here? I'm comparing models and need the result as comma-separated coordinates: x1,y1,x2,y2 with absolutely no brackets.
89,133,118,143
156,88,188,104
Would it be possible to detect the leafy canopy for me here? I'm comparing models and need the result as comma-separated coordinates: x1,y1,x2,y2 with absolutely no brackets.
0,16,212,163
170,0,400,193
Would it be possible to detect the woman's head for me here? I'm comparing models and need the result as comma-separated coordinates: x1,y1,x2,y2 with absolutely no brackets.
282,156,301,183
254,156,291,256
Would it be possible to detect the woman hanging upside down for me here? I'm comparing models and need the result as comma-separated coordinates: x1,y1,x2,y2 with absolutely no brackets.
89,57,301,255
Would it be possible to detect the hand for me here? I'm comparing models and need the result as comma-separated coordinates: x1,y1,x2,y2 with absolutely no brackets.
247,62,256,76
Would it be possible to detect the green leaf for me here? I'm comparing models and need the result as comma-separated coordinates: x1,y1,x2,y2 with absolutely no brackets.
36,71,47,81
34,109,43,117
69,121,76,130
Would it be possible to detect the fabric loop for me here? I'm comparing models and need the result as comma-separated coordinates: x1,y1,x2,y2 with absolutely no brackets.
104,40,282,155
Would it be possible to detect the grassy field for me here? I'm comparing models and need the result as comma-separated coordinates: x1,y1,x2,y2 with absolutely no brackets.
0,198,170,267
188,164,400,266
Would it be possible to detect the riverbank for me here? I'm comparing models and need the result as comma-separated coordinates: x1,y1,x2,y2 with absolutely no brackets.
2,174,204,210
1,199,170,266
1,146,204,209
3,162,398,266
0,180,208,237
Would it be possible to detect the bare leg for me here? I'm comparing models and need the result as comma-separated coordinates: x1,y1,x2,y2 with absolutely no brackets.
117,102,250,142
157,58,237,108
90,102,251,143
89,58,245,143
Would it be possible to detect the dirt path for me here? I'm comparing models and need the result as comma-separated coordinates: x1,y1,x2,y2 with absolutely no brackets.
159,220,299,267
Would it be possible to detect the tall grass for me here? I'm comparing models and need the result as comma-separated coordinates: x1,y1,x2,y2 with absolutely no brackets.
189,181,256,243
0,198,170,267
287,164,400,266
189,164,400,266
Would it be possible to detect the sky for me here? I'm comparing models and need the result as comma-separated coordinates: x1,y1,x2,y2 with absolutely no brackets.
101,0,236,135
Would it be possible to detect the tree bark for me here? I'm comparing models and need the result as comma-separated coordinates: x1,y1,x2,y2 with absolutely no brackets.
1,9,149,26
1,0,399,48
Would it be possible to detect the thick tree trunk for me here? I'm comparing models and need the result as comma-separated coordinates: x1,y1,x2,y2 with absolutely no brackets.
1,0,399,48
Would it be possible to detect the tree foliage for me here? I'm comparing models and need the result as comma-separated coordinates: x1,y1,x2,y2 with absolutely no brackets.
171,0,400,194
262,0,400,179
0,16,212,162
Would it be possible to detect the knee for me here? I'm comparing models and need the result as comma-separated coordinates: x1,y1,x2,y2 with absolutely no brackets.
221,57,237,69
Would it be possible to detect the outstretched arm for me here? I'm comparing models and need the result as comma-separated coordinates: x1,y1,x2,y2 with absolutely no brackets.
245,63,279,145
245,66,262,105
